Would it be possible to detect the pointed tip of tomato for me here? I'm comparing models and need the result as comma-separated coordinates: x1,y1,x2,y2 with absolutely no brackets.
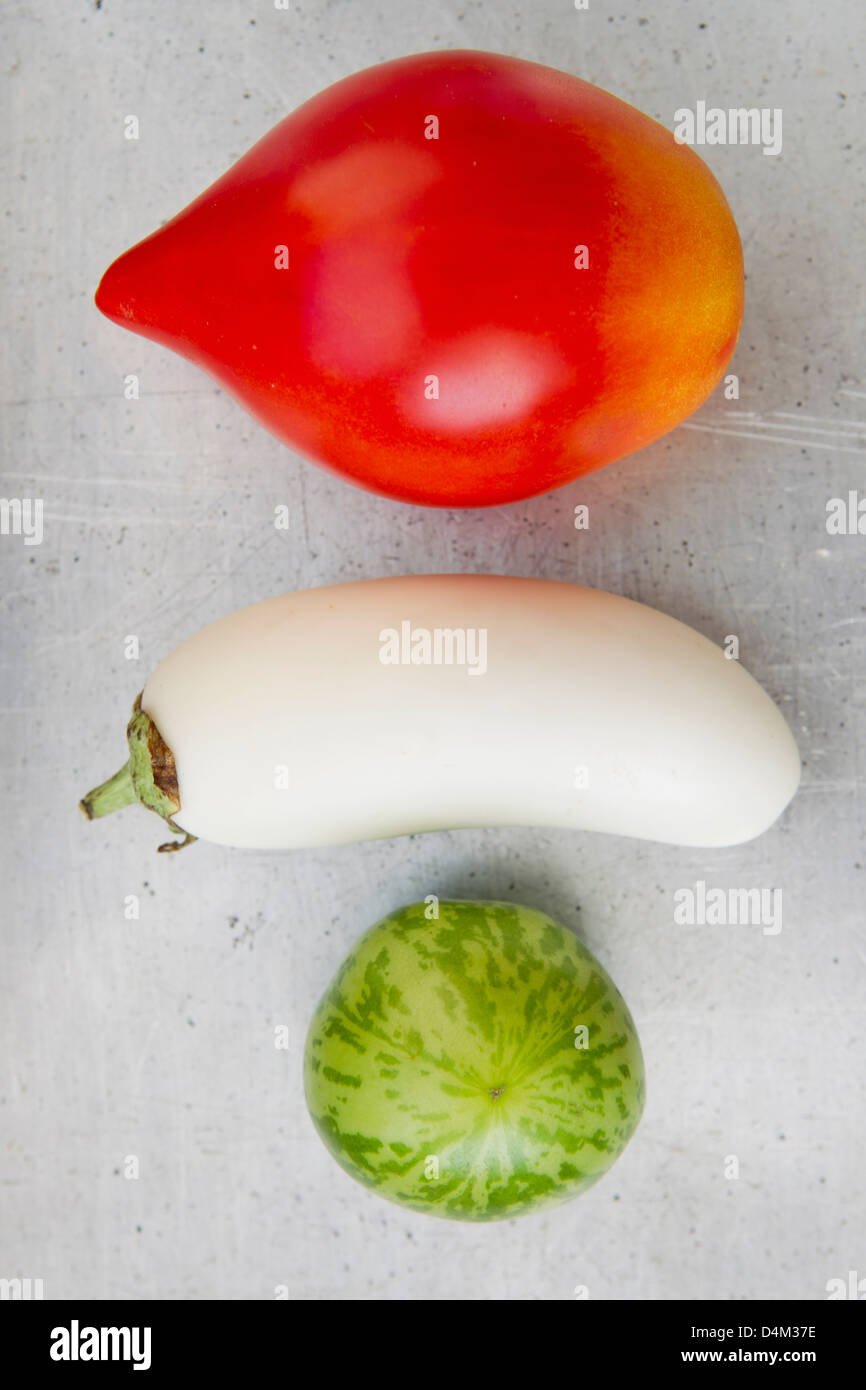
94,225,197,345
94,249,137,325
95,232,171,330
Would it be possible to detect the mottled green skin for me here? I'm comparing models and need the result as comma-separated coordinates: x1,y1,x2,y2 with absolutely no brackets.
304,900,645,1222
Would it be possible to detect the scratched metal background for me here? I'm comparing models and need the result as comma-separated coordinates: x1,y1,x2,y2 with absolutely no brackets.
1,0,864,1300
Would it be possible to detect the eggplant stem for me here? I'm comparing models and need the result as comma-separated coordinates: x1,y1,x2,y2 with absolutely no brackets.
79,695,197,853
157,830,197,854
79,764,137,820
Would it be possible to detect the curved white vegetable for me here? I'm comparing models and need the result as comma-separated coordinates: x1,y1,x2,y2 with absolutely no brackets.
82,574,800,850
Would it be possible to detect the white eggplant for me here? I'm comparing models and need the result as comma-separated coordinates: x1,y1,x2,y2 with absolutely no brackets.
80,574,800,851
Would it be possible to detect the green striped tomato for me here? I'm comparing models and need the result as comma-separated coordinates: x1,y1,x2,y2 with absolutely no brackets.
303,900,645,1221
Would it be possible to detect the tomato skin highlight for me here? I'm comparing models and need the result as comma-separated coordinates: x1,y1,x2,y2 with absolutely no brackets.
95,50,744,508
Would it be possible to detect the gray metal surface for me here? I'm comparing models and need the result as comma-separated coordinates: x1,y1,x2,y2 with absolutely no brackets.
1,0,863,1299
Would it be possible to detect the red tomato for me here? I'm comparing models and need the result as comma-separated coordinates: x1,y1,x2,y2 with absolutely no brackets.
95,50,743,508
